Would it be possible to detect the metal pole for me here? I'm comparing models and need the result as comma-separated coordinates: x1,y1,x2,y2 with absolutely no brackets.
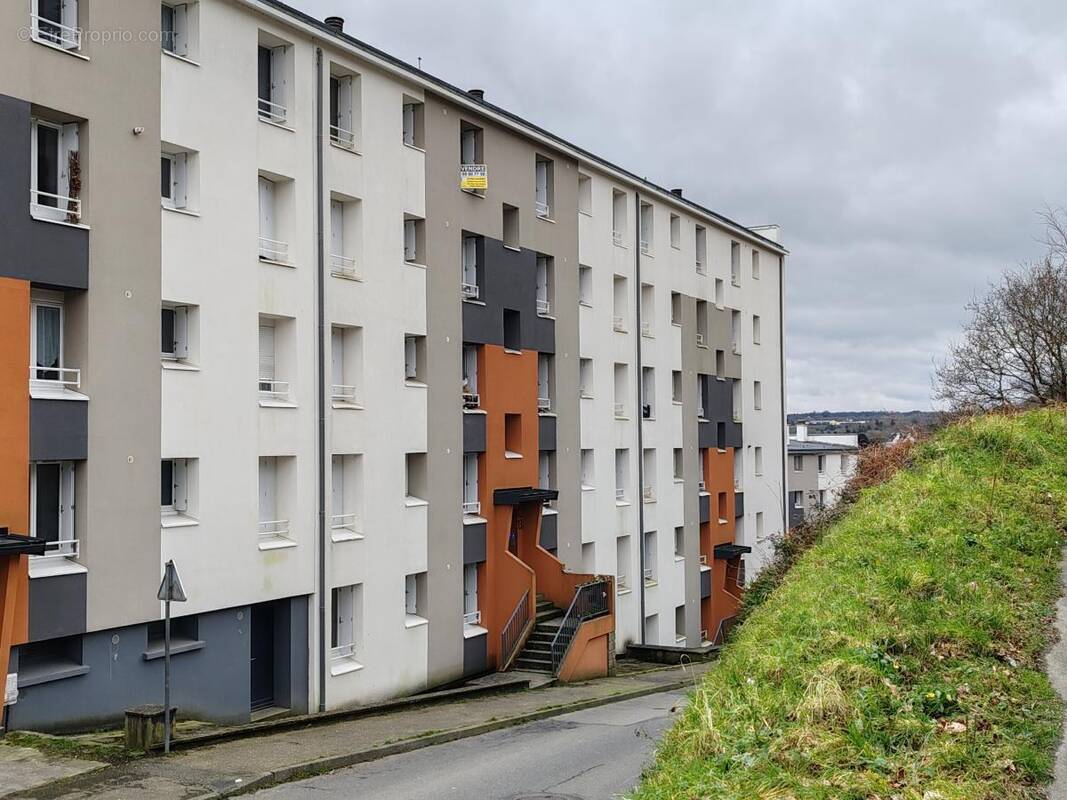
314,46,327,714
634,190,646,644
163,596,171,753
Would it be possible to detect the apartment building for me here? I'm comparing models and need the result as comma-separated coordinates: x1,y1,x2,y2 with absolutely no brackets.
787,423,858,527
0,0,787,732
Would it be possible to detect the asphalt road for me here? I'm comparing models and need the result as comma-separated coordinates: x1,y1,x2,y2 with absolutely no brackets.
249,688,687,800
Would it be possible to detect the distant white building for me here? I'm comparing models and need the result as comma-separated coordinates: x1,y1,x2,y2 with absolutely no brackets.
787,423,858,526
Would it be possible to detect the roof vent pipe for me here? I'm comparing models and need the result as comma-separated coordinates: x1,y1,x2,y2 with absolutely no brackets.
670,188,684,197
324,16,344,32
467,89,485,101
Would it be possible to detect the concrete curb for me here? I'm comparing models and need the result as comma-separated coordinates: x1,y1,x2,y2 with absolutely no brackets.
206,673,700,798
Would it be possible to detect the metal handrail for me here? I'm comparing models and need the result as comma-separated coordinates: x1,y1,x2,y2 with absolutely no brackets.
641,321,652,337
329,252,358,277
535,200,550,218
536,297,551,316
616,574,629,592
695,333,705,346
258,380,291,400
329,125,356,149
258,97,288,124
713,614,738,645
30,189,81,221
259,236,289,261
642,485,654,501
29,365,80,389
614,402,625,418
612,316,625,332
31,14,81,49
330,512,360,532
695,259,705,274
463,610,482,626
331,384,359,404
462,391,480,408
549,579,611,673
33,539,79,560
698,554,708,565
462,500,481,515
500,589,531,668
698,480,706,491
537,396,552,412
640,239,650,253
615,487,626,501
461,282,480,299
330,642,357,660
612,230,624,247
258,519,290,538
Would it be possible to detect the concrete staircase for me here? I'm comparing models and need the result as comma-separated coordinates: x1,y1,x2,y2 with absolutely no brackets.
513,594,564,673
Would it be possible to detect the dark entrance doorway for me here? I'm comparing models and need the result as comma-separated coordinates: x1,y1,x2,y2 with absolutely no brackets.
249,603,275,712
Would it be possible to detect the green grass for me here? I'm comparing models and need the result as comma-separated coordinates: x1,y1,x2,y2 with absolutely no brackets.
633,409,1067,800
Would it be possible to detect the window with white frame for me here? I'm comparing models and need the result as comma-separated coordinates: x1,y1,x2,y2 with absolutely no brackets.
160,151,188,210
331,325,362,406
578,265,592,306
31,461,76,558
537,353,552,412
670,291,681,326
405,453,427,502
753,314,762,345
642,449,656,502
714,278,724,308
535,255,552,316
670,214,680,249
329,71,359,149
672,370,682,404
580,449,594,490
257,40,288,124
730,241,741,285
643,530,657,584
404,572,427,619
579,358,593,399
817,455,826,474
695,226,707,273
461,234,482,299
502,204,519,249
258,176,288,262
31,117,80,223
331,454,362,537
615,449,629,502
539,451,552,491
160,2,193,58
613,275,627,332
462,454,480,515
462,344,479,406
793,455,803,471
160,458,191,515
535,156,553,218
613,362,627,418
754,446,764,476
463,564,480,625
611,189,626,246
641,366,655,419
639,201,653,254
756,511,765,540
30,292,67,386
331,583,361,660
329,199,359,279
754,379,763,410
402,97,424,147
258,319,277,395
259,456,280,535
640,283,654,336
673,448,683,481
578,173,591,214
460,120,483,167
791,490,804,509
161,305,190,362
615,535,631,592
752,249,760,279
674,526,685,558
404,334,426,383
404,217,423,263
32,0,80,51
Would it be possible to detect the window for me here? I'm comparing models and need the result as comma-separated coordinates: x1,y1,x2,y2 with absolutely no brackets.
730,310,741,355
161,305,193,363
463,564,480,625
331,584,362,660
147,616,198,652
502,204,520,249
258,176,288,262
642,449,656,501
674,526,685,558
535,255,553,316
461,234,483,299
615,449,629,502
639,202,653,254
673,448,683,481
537,353,552,411
32,0,80,51
696,300,708,347
793,455,803,471
160,152,184,210
329,71,359,149
330,197,360,279
404,216,424,263
578,265,592,306
405,453,427,502
615,535,631,592
613,275,627,332
17,636,83,686
502,308,521,352
460,121,483,166
30,292,67,386
670,291,682,326
715,349,725,380
504,414,523,458
698,374,711,419
402,98,424,147
675,605,686,645
754,380,763,410
753,315,762,345
579,358,593,398
641,366,655,419
672,370,682,404
695,226,707,274
257,41,289,124
578,173,592,214
756,511,765,540
717,491,728,523
670,214,680,249
463,454,480,514
331,454,363,538
161,2,195,58
539,451,555,492
462,344,479,406
613,363,627,419
404,334,426,383
535,156,553,218
404,572,427,620
754,446,764,476
160,458,190,515
752,249,760,279
819,489,827,507
30,461,75,557
580,449,594,490
730,241,741,286
258,317,292,402
640,283,654,336
714,278,724,309
330,325,363,406
30,117,80,223
643,531,657,584
258,456,291,543
611,190,626,246
817,455,826,474
790,491,803,509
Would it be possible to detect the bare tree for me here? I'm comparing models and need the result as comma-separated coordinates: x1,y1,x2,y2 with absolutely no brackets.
934,210,1067,410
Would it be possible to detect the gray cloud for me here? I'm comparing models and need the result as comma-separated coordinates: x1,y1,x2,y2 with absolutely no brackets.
291,0,1067,411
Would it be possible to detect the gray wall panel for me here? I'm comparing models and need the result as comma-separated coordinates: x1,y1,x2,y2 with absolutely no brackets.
30,399,87,461
28,572,86,641
463,522,486,565
463,412,486,453
538,414,556,452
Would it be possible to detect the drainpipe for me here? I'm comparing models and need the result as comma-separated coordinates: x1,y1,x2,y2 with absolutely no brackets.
314,46,327,714
778,255,788,538
634,190,646,644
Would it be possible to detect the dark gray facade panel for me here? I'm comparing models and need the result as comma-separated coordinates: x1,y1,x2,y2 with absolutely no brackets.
270,596,309,714
461,238,554,354
30,399,88,461
463,633,487,676
539,512,557,551
10,604,258,733
28,572,86,642
698,421,714,450
537,415,556,451
734,492,744,519
463,412,486,453
700,568,711,600
699,493,710,525
0,95,89,290
789,506,805,528
463,522,487,565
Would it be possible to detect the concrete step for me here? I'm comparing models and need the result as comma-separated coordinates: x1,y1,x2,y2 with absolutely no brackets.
523,641,552,653
514,658,553,672
535,608,563,623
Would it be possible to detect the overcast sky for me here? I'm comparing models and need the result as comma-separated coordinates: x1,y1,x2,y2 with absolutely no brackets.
291,0,1067,412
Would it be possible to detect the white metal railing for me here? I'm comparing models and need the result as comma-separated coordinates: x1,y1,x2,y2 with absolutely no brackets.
701,629,709,643
31,15,81,49
643,486,654,501
537,396,552,412
644,567,654,582
734,477,742,491
615,487,626,501
617,574,629,592
329,125,356,149
695,259,705,274
461,282,480,300
258,519,290,539
612,230,624,247
536,297,551,316
640,239,650,254
698,480,706,491
699,554,708,565
613,316,625,332
614,402,625,418
535,201,550,218
34,539,79,560
331,384,359,404
330,642,357,660
462,391,480,408
697,406,706,419
330,513,360,532
329,253,359,279
462,500,481,516
641,321,652,337
31,190,81,221
259,236,289,262
463,610,482,626
731,271,741,287
733,412,742,423
258,97,288,125
696,332,705,346
29,365,80,389
258,380,291,401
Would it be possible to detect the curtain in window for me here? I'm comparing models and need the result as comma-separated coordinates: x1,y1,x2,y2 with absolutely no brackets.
35,305,61,379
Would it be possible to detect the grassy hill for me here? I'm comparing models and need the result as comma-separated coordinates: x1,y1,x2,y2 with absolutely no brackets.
634,408,1067,800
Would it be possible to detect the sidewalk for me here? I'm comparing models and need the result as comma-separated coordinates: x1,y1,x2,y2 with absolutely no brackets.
1049,548,1067,800
3,660,711,799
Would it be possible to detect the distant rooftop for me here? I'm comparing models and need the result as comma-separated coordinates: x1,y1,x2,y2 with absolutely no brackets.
788,440,858,454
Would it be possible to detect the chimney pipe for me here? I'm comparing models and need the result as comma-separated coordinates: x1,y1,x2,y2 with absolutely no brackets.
467,89,485,101
670,188,684,198
324,16,344,33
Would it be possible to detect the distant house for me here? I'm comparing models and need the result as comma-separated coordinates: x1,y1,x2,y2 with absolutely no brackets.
787,423,859,527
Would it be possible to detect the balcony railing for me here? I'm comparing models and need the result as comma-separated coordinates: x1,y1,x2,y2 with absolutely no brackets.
614,402,625,418
30,365,80,389
330,513,360,533
537,396,552,412
643,567,655,583
612,230,624,247
31,189,81,222
31,15,81,49
463,610,482,626
615,487,626,501
536,297,551,316
258,380,291,401
462,391,480,409
699,553,708,565
331,384,359,405
258,519,291,539
698,480,706,491
259,236,289,262
642,485,654,502
329,125,356,149
462,500,481,516
612,316,625,332
535,201,550,218
640,321,652,337
330,253,359,279
500,590,531,669
695,332,705,347
330,642,357,660
640,239,650,254
695,259,705,274
257,97,288,125
617,574,629,592
550,579,612,672
34,539,79,560
461,282,480,300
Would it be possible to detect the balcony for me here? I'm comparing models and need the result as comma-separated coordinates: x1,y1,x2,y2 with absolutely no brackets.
330,513,363,541
258,236,289,263
258,519,294,550
461,282,480,300
30,366,80,393
695,259,705,275
612,316,625,332
640,321,652,338
642,485,655,502
535,201,550,219
331,384,360,406
258,380,292,404
462,391,480,409
537,396,552,413
695,333,705,347
536,298,551,316
463,610,482,626
329,125,356,150
613,402,625,419
257,98,288,125
31,189,81,224
612,230,624,247
330,253,359,280
462,500,481,516
31,14,81,51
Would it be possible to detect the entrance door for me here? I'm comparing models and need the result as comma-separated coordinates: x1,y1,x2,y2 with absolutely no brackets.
249,603,275,712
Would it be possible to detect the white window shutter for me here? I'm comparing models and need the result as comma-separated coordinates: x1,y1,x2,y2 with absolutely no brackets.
173,152,187,209
270,46,286,111
535,160,547,205
258,177,274,240
258,324,275,381
402,103,414,145
59,122,79,197
61,0,78,35
461,129,475,164
338,76,353,136
404,220,416,261
174,306,189,359
331,328,343,384
404,336,416,379
331,456,343,517
60,462,75,542
173,459,188,512
330,201,343,257
173,4,188,55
